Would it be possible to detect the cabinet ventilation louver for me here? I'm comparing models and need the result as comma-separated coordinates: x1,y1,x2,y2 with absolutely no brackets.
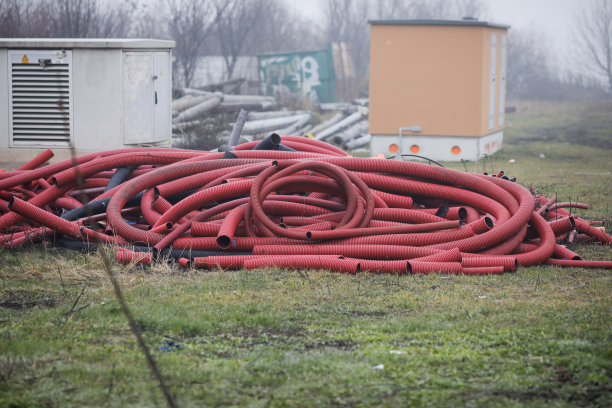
8,50,73,146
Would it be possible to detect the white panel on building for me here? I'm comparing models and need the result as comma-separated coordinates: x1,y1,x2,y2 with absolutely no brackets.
488,33,497,130
499,34,507,126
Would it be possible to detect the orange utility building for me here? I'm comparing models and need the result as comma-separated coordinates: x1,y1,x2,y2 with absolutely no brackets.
369,19,509,161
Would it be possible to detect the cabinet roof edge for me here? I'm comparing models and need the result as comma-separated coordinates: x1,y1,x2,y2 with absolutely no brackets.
369,19,510,30
0,39,175,49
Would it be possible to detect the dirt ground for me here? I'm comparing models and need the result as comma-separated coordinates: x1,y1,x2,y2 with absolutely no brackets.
0,162,21,171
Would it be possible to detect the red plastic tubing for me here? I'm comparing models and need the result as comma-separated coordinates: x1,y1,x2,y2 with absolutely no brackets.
0,138,610,274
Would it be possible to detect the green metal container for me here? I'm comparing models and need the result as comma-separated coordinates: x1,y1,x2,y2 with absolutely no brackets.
258,48,337,103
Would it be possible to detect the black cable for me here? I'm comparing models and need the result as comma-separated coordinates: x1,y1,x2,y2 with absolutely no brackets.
104,165,136,192
385,154,445,167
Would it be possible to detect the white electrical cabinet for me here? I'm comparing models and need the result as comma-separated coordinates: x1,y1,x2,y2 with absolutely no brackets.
0,39,174,163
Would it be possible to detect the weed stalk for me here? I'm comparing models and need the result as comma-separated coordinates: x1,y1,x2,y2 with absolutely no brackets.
61,97,178,408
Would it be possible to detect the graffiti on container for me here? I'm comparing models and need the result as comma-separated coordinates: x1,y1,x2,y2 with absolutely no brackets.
259,54,324,102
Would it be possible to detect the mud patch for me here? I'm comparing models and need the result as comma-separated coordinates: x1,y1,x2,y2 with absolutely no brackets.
343,310,387,317
232,326,304,341
466,380,612,405
0,289,59,309
303,338,357,350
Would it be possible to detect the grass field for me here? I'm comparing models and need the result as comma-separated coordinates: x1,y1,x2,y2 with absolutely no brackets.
1,99,611,407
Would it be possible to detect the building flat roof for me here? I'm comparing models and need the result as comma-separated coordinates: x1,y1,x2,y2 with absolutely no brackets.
369,19,510,30
0,38,175,49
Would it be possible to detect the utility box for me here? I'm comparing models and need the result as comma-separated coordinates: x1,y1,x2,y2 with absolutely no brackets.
369,20,509,161
0,38,174,163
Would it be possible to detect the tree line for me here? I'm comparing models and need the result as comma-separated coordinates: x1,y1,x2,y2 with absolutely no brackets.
1,0,610,98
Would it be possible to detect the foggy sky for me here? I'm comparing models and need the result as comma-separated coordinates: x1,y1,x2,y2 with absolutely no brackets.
288,0,577,67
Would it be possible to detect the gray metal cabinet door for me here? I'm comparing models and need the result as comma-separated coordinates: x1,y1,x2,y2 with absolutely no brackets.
152,52,171,144
488,33,497,130
123,52,154,144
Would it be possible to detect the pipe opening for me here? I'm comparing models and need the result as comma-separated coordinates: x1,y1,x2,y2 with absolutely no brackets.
306,231,312,240
269,133,281,145
457,207,468,220
178,258,191,268
484,216,495,228
216,235,231,249
435,205,449,218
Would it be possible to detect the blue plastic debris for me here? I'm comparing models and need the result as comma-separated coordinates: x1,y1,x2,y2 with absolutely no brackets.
158,341,182,352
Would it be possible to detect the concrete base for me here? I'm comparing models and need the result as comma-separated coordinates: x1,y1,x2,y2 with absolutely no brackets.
0,142,171,170
370,131,503,162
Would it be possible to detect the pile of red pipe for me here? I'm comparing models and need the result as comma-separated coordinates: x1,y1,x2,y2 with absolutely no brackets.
1,137,610,275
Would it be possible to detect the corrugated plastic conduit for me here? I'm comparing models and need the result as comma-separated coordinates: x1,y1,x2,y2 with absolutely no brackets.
0,136,610,273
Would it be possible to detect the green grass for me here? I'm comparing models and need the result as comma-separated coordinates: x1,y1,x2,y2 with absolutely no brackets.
1,99,612,407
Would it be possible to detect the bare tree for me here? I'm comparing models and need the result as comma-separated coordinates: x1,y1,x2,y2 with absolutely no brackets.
324,0,370,81
166,0,223,88
404,0,447,18
0,0,133,38
573,0,612,93
35,0,133,37
47,0,100,37
506,29,562,99
0,0,28,37
129,0,165,38
372,0,485,20
248,1,323,54
452,0,485,19
215,0,265,79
